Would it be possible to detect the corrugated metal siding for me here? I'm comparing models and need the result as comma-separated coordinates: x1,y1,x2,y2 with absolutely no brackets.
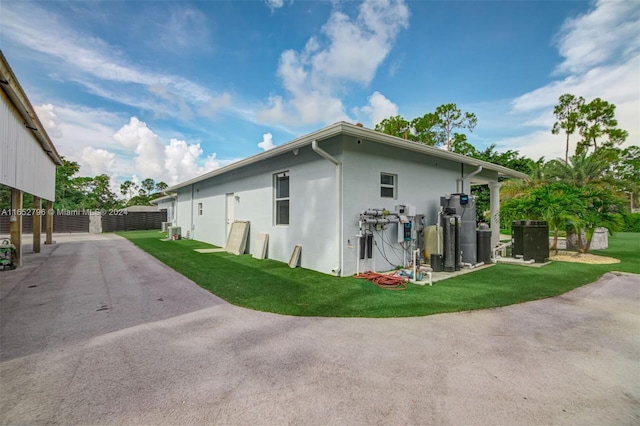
0,90,18,189
0,88,56,200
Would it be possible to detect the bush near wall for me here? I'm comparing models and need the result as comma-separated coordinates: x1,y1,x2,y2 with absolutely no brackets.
622,212,640,232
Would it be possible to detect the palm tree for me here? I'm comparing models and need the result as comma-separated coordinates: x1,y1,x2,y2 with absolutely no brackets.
499,158,553,206
571,185,624,253
546,150,610,187
501,183,584,253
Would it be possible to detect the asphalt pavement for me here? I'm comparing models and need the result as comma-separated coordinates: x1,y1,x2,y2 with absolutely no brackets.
1,233,638,425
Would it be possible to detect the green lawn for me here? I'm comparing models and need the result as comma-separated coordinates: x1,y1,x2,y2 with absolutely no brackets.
118,231,639,318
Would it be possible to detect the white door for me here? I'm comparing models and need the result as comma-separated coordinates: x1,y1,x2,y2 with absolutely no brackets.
226,193,235,241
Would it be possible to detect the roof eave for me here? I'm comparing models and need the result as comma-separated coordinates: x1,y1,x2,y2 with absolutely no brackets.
149,194,176,203
0,51,63,166
339,123,529,180
167,121,528,191
166,122,346,191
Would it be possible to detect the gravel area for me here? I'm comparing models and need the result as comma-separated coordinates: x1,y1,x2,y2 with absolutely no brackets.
550,251,621,264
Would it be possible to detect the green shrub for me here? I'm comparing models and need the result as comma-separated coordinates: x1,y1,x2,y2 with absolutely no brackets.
622,212,640,232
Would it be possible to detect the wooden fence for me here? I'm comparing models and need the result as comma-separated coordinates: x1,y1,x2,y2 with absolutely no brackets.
0,211,166,233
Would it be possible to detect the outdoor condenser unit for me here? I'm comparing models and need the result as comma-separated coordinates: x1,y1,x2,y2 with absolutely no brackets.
168,226,181,238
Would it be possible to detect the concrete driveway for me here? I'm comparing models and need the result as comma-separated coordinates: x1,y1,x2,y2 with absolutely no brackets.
1,233,638,425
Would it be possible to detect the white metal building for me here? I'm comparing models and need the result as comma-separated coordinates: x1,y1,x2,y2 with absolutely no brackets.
168,122,528,276
1,51,63,264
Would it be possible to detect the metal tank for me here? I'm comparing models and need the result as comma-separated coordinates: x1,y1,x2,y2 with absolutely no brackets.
441,213,461,272
441,194,477,264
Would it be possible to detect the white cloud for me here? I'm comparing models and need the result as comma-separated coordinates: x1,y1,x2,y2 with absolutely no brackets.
199,93,233,117
34,103,127,158
553,0,640,75
155,6,209,53
358,91,399,127
258,0,409,127
164,139,203,184
258,133,276,151
494,0,640,162
312,1,409,84
265,0,285,10
164,140,220,184
203,153,221,172
33,103,221,186
1,3,231,119
512,55,639,115
80,147,116,176
493,130,566,163
113,117,165,179
112,117,220,185
34,104,63,138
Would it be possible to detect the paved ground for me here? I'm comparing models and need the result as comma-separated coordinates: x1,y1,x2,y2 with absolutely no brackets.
1,233,639,425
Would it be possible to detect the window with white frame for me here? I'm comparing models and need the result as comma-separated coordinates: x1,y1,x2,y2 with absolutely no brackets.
274,171,290,225
380,172,397,198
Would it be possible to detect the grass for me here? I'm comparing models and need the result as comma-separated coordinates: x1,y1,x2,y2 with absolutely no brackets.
118,231,639,318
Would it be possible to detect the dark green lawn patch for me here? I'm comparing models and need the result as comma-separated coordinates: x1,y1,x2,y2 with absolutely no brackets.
119,231,639,318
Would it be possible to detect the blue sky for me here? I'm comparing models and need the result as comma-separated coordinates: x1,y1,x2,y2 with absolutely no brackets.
1,0,638,190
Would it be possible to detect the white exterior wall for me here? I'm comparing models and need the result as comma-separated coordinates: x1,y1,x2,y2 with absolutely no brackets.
341,135,463,276
175,188,193,235
154,198,175,224
174,141,341,274
171,131,504,277
0,89,56,200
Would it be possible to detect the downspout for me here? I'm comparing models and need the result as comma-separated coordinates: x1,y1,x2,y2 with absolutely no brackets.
311,140,342,276
190,184,194,239
456,166,483,193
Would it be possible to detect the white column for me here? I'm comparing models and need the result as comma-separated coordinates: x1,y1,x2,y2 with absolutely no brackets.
488,181,502,249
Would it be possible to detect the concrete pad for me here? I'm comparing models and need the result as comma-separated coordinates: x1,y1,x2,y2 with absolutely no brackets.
1,233,639,425
496,256,551,267
194,248,226,253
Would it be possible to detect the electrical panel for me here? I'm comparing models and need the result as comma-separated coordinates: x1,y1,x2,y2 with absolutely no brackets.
397,215,408,242
395,204,416,217
403,222,411,241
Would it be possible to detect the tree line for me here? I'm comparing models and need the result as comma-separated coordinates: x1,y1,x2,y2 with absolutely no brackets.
0,159,168,211
2,94,637,252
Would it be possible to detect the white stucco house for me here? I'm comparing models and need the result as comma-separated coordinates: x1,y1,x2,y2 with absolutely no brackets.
167,122,528,276
149,194,175,222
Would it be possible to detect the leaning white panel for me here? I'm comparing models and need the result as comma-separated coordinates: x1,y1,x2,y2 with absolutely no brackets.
225,221,250,255
252,233,269,259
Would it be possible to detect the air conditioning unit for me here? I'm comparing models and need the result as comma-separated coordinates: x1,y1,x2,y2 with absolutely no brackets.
168,226,181,239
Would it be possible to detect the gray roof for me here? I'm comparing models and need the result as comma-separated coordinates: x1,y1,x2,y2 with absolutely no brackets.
125,205,159,212
149,194,176,204
168,121,529,191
